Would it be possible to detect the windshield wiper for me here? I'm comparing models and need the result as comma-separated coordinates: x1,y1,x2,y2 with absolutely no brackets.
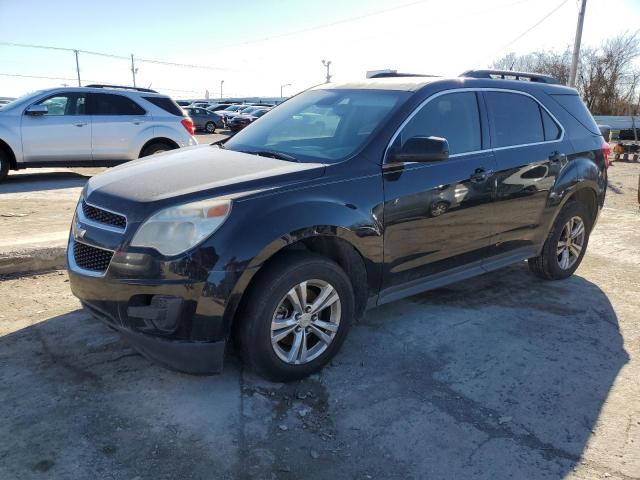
246,150,299,162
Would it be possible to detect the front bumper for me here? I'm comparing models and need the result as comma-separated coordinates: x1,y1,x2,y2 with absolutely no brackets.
82,299,225,374
69,261,230,375
67,198,244,375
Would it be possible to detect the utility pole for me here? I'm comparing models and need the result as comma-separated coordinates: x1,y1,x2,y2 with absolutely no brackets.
322,60,332,83
74,50,81,86
280,83,291,99
568,0,587,88
130,54,138,87
220,80,224,99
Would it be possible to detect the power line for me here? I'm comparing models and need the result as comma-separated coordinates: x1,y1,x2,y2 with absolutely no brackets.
0,41,243,71
0,72,203,93
496,0,569,54
213,0,435,50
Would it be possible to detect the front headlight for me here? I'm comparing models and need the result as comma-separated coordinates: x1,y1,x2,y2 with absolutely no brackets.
130,198,232,256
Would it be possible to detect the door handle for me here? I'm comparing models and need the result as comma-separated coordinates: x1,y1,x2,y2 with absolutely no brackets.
549,151,566,163
74,122,88,127
133,121,143,125
470,168,493,183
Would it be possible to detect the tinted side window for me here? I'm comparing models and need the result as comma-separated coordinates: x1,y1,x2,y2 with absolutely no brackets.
541,107,561,140
399,92,481,155
36,93,86,116
144,96,183,116
91,94,145,115
485,92,544,147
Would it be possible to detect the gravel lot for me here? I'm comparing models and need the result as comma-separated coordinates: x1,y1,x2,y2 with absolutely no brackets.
0,158,638,480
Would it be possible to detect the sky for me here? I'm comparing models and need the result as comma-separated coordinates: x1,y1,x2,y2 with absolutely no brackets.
1,0,639,100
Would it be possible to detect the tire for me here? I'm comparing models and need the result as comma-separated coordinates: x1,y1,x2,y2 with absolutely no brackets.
237,252,355,382
0,150,9,182
528,200,592,280
205,122,216,134
139,142,175,158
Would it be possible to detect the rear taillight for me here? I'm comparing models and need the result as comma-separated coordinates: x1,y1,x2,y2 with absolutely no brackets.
181,118,195,135
602,140,611,169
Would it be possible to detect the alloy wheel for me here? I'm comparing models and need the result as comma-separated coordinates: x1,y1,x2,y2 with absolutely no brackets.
557,216,585,270
270,279,341,365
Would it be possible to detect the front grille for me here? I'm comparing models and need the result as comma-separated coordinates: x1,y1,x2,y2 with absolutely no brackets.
82,201,126,229
73,242,114,272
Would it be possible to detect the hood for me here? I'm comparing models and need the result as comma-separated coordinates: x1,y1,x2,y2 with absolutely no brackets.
86,145,325,210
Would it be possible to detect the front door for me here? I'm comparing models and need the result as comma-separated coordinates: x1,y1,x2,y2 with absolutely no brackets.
21,92,91,162
381,90,497,299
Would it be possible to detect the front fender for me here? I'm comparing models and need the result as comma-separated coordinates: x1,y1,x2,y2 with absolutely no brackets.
204,174,384,334
0,116,23,164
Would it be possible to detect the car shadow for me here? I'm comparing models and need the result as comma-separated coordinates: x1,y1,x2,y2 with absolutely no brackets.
0,264,628,479
1,170,93,194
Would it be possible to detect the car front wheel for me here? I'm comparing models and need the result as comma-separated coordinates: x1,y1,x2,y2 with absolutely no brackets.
237,252,354,381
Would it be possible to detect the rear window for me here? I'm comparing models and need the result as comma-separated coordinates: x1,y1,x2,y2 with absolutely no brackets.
485,92,544,147
143,96,184,116
91,93,146,116
541,108,561,140
550,94,600,135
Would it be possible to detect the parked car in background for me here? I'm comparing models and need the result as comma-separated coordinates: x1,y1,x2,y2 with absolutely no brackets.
184,107,223,133
0,84,196,181
221,105,269,126
227,107,271,131
67,70,608,381
189,101,217,109
206,103,236,112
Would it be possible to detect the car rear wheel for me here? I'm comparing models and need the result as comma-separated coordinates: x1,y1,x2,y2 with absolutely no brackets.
0,150,9,181
139,142,175,158
237,252,354,382
528,200,592,280
205,122,216,133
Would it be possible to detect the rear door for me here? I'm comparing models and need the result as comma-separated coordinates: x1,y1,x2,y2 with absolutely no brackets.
21,92,91,162
381,90,498,297
89,93,148,161
483,90,569,260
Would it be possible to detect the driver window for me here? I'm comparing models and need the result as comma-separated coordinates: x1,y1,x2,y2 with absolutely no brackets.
399,92,481,155
37,94,86,116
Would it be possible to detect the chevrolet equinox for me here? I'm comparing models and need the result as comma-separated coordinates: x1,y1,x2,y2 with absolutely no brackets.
68,70,609,381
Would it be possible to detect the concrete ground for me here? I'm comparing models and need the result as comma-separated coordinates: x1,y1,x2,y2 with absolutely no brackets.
0,161,638,479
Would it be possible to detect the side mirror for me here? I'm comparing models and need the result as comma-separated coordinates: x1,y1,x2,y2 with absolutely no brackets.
389,136,449,163
25,105,48,116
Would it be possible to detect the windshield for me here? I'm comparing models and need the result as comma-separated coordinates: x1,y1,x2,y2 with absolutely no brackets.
0,90,43,110
224,89,408,163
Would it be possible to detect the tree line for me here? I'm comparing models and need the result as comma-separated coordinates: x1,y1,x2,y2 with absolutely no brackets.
492,32,640,116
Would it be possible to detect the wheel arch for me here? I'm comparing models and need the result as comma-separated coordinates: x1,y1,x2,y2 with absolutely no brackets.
0,138,17,169
139,137,180,157
224,228,372,339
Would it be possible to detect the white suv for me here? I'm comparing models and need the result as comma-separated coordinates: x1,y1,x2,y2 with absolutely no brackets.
0,84,197,181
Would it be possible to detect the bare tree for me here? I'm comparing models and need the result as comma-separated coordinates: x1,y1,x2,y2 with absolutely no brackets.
491,32,640,115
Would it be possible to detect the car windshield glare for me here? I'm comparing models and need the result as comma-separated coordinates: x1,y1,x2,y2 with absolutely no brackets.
224,89,408,163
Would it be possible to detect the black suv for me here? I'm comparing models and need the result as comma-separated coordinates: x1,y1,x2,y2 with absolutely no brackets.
68,70,608,381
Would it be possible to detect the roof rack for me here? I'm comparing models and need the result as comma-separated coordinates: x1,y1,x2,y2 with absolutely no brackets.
460,69,559,85
84,84,159,93
366,69,435,79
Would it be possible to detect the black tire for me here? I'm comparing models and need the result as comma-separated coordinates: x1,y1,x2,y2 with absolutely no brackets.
528,200,592,280
0,150,9,182
205,122,216,134
139,142,175,158
237,252,355,382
